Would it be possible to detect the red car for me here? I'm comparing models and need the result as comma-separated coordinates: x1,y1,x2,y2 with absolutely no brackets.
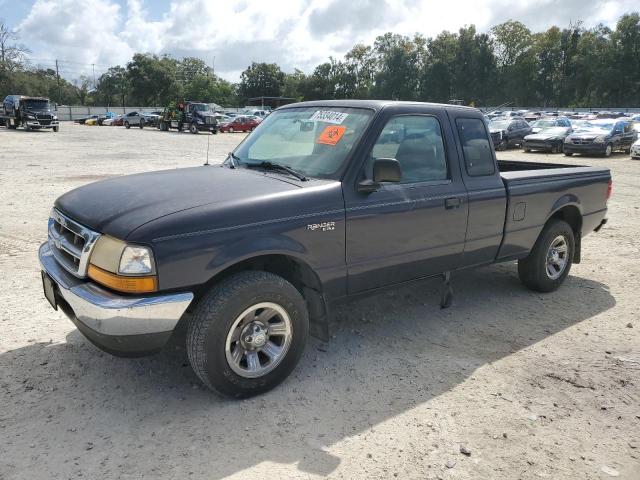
219,116,260,133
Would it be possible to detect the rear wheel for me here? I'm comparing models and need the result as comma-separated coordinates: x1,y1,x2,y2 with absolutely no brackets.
187,271,309,398
229,126,235,133
139,119,145,129
125,121,130,129
518,219,574,292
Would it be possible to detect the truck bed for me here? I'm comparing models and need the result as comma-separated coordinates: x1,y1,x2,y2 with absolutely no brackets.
495,159,610,261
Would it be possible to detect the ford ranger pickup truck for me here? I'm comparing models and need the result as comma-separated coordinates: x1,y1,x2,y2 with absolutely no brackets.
39,100,611,398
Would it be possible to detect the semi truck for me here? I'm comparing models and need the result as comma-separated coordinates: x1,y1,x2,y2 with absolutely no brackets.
1,95,59,131
157,101,218,134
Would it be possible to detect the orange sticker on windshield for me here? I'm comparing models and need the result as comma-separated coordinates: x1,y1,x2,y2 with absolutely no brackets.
317,125,346,146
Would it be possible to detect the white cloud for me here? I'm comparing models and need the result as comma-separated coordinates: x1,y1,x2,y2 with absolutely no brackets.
16,0,640,82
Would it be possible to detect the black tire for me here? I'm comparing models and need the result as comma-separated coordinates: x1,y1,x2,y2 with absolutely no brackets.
518,219,575,293
603,143,612,157
229,126,235,133
564,152,573,156
125,121,130,129
53,126,59,132
497,139,507,151
524,147,531,152
187,271,309,398
189,123,199,134
139,119,145,129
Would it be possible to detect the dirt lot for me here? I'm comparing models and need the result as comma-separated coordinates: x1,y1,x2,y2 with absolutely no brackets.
0,123,638,480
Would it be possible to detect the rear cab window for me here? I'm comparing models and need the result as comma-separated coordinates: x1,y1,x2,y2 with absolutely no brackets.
456,118,496,176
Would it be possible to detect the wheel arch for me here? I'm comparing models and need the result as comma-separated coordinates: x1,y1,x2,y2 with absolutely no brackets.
191,253,330,340
546,201,583,263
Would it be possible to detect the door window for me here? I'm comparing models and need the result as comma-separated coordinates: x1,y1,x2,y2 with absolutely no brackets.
367,115,448,184
456,118,496,176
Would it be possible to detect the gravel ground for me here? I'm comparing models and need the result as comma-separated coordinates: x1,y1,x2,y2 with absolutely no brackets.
0,123,638,480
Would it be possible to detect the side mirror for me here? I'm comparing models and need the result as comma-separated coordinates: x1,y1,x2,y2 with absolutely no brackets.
358,158,402,193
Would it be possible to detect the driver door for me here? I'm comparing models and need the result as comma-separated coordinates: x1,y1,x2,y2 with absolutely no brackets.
345,110,469,293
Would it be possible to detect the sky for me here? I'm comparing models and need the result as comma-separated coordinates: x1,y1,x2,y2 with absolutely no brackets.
1,0,637,82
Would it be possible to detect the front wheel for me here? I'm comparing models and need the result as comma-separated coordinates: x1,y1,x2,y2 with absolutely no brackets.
228,126,235,133
53,126,59,132
125,121,130,129
603,144,612,157
518,219,575,292
187,271,309,398
139,119,145,129
564,152,573,156
189,123,199,134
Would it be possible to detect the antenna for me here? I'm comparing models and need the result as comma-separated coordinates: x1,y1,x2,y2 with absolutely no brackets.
204,134,211,166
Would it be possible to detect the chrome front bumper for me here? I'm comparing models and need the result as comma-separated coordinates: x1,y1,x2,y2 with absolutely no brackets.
39,242,193,354
26,121,58,128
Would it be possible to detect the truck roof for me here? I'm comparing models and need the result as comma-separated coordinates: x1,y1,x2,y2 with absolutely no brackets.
278,99,480,114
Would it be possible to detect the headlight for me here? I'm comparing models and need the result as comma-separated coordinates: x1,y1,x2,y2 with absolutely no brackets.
119,246,154,274
53,115,58,120
88,236,157,293
27,114,36,119
593,135,605,144
564,137,571,143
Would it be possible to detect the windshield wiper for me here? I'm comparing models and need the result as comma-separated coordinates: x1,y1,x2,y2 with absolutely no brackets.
227,152,241,169
245,161,308,181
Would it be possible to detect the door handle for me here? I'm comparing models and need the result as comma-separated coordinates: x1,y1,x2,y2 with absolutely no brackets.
445,197,461,209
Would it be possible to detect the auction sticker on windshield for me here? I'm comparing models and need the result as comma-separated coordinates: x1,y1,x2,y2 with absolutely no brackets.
317,125,347,146
309,110,349,124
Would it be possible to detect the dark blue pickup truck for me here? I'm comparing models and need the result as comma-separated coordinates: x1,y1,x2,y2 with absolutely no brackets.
39,100,611,398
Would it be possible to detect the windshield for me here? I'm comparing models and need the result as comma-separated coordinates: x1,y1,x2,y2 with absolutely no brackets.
532,119,556,128
539,127,569,135
490,120,510,129
586,121,615,132
233,106,374,179
24,99,50,110
192,104,209,112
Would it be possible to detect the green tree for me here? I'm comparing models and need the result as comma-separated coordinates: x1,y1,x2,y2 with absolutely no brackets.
372,33,423,100
238,62,285,101
127,53,179,105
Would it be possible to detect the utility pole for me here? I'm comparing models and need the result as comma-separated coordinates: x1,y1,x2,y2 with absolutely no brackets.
55,59,61,103
92,63,96,89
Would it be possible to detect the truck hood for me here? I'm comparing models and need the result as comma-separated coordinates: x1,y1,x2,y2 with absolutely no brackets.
54,166,301,240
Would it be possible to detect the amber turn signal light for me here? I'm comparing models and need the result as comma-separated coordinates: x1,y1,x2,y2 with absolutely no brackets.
88,264,157,294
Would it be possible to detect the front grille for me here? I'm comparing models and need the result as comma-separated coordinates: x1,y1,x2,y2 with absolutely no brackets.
525,141,549,148
48,209,100,278
205,116,214,124
37,114,52,120
572,138,594,145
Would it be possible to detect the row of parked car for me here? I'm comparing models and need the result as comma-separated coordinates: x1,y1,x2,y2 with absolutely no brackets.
75,107,268,134
486,112,640,158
